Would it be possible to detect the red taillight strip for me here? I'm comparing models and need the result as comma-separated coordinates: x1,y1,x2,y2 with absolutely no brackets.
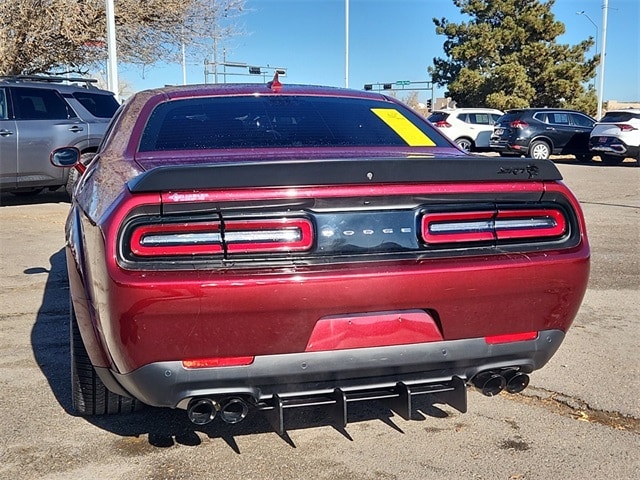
485,331,538,344
422,211,495,244
131,222,223,256
182,356,255,369
130,218,313,257
495,209,566,240
422,208,567,244
225,218,314,253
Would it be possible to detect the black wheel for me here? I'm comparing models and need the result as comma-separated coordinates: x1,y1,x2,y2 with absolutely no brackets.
455,137,473,153
599,154,624,166
65,169,78,198
529,140,551,160
66,152,95,198
70,300,140,415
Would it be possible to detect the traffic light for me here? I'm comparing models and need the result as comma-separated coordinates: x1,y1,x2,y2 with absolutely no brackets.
383,83,393,90
364,84,373,91
249,66,261,75
426,99,432,110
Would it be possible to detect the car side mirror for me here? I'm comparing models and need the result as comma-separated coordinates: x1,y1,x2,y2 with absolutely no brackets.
50,147,86,173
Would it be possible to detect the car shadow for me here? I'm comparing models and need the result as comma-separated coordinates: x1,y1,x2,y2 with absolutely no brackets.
32,250,457,450
550,156,640,167
0,190,70,207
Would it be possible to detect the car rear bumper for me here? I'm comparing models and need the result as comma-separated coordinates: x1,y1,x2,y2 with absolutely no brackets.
108,329,565,409
589,136,639,158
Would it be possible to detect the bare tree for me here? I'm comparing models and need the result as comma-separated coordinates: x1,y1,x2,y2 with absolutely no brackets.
0,0,245,76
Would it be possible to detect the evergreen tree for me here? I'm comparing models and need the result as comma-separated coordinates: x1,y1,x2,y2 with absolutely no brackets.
429,0,598,115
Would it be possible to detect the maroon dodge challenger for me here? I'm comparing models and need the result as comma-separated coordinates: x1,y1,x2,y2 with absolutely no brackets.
51,78,590,433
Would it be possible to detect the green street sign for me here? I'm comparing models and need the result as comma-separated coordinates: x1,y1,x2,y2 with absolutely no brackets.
396,80,411,86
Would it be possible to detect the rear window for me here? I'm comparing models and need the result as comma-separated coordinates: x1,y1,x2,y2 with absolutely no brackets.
139,95,449,151
496,112,523,124
427,112,450,123
72,92,119,118
599,111,640,123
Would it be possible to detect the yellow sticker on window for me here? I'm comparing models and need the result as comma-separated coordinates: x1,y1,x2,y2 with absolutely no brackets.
371,108,436,147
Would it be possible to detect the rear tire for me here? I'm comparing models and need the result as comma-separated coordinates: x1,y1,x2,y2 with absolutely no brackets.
599,154,624,166
455,137,473,153
70,300,140,415
529,140,551,160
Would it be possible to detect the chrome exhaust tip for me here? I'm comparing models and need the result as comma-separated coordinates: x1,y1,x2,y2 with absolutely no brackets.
473,372,506,397
504,371,530,394
187,398,219,425
219,397,250,424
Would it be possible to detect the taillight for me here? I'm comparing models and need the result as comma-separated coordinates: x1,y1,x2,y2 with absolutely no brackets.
421,208,567,244
616,123,637,132
510,120,529,128
421,210,495,244
494,209,566,240
131,222,223,256
224,218,314,253
129,217,313,257
434,120,452,128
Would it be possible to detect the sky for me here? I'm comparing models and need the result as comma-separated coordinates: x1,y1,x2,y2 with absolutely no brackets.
118,0,640,103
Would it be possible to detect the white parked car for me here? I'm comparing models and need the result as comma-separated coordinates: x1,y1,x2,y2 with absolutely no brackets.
589,108,640,165
428,108,503,152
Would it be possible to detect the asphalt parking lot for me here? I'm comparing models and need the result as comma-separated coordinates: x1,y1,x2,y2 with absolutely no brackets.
0,158,638,480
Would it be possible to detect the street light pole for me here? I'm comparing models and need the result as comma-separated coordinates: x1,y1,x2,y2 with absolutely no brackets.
105,0,119,100
345,0,349,88
597,0,609,120
577,10,600,117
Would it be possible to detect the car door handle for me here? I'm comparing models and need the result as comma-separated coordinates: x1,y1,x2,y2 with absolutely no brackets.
68,126,84,133
0,128,14,136
545,127,555,131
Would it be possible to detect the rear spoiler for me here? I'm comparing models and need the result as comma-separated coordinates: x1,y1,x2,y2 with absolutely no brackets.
128,157,562,193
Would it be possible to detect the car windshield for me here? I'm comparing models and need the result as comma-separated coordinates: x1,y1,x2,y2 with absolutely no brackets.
138,95,450,151
72,92,119,118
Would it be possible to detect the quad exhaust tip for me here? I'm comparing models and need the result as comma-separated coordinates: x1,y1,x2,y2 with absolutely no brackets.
473,370,530,397
187,398,220,425
220,397,250,424
187,396,250,425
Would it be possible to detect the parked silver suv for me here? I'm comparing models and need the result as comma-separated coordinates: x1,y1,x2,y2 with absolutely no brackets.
0,75,119,196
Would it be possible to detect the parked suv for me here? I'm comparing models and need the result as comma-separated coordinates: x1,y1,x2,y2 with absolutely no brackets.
428,108,503,152
589,108,640,166
490,108,596,160
0,75,118,196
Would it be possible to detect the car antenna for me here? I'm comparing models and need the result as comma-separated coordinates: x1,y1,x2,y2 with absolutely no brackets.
267,72,282,93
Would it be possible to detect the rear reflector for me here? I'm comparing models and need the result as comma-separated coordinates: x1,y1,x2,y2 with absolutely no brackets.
422,208,567,244
485,331,538,344
182,356,255,369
